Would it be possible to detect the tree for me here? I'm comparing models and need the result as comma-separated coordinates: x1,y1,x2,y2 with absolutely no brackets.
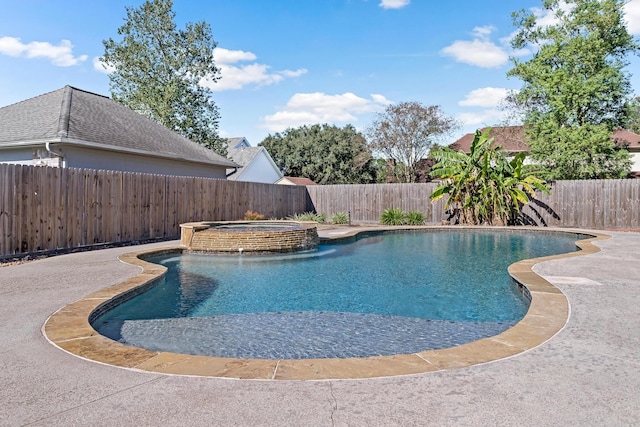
101,0,225,154
625,96,640,134
365,102,458,183
508,0,636,179
430,129,549,226
259,124,379,184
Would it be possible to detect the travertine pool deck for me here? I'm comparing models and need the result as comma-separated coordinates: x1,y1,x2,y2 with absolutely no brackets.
2,226,640,425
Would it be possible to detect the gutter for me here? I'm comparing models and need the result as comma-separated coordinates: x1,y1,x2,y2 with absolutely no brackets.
45,141,64,162
2,138,240,169
226,167,239,178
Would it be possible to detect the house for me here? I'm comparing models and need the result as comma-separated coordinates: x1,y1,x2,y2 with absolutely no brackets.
0,86,238,178
449,126,530,156
612,129,640,175
276,176,317,186
225,138,283,184
450,126,640,176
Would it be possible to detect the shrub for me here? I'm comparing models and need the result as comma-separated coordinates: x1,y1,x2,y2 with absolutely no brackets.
380,208,405,225
405,210,426,225
288,211,326,223
244,210,265,220
314,213,326,223
330,212,349,224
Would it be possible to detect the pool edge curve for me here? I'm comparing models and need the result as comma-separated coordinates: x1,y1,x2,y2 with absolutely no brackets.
42,226,609,381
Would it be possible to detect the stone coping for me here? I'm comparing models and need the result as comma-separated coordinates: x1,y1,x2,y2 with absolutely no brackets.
43,227,608,380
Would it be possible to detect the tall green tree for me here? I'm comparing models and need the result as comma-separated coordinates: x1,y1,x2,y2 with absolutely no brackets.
259,124,379,184
625,96,640,134
508,0,636,179
101,0,225,154
365,102,458,183
430,129,549,225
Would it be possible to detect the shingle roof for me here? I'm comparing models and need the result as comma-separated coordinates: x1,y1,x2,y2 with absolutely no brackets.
225,137,249,149
0,85,237,167
450,126,529,154
226,146,262,168
282,176,317,186
612,129,640,148
450,126,640,153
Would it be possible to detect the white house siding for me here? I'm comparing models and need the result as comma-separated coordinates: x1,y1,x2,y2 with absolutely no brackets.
629,151,640,173
233,151,282,183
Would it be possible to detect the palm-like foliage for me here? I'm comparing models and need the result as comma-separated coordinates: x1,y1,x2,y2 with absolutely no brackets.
430,129,549,225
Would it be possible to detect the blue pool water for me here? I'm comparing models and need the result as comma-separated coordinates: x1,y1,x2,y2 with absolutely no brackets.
93,230,584,359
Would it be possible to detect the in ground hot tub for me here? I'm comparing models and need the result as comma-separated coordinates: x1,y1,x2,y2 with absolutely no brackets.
180,220,319,253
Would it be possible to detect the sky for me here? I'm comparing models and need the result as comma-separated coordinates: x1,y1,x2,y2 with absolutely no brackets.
2,0,640,147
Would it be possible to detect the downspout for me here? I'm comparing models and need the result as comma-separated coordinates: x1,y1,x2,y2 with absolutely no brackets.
45,141,65,167
46,85,71,167
226,167,238,178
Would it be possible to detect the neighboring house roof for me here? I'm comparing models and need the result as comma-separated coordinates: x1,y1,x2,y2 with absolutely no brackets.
226,145,283,182
450,125,640,153
0,85,237,168
612,129,640,149
277,176,317,186
450,126,529,154
226,146,263,169
225,137,251,149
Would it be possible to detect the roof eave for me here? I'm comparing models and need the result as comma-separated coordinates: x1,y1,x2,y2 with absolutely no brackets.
0,139,55,147
62,138,240,168
0,137,239,168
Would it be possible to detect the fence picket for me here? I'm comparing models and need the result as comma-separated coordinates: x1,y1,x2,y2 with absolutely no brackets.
2,164,639,259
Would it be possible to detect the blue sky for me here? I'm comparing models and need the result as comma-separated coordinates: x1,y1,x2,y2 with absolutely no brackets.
2,0,640,146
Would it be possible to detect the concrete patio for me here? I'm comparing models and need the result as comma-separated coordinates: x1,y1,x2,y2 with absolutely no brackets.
1,228,639,426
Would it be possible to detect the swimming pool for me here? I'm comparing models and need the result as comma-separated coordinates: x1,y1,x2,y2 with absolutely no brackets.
92,230,583,359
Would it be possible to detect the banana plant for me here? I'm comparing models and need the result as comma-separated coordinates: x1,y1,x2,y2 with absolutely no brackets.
430,128,550,225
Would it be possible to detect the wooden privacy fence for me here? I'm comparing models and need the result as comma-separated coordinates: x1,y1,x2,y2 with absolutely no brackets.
306,183,445,223
2,164,639,259
306,180,640,229
521,179,640,229
0,164,309,258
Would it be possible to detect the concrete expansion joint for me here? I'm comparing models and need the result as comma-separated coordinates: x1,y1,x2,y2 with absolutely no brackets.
414,352,434,365
271,360,281,380
491,338,519,348
58,335,93,343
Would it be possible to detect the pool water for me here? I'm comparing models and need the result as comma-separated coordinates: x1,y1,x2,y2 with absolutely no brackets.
93,230,582,359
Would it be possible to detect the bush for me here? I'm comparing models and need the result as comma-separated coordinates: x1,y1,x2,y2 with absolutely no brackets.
330,212,349,224
380,208,405,225
405,210,426,225
288,211,326,223
243,210,264,220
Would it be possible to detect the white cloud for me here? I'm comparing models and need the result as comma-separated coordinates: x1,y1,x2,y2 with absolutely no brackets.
371,93,393,105
457,87,516,130
204,47,307,91
0,36,87,66
624,0,640,35
441,26,509,68
472,25,495,39
92,57,115,74
459,87,510,108
530,1,573,28
213,47,256,63
457,109,508,127
261,92,392,132
379,0,410,10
